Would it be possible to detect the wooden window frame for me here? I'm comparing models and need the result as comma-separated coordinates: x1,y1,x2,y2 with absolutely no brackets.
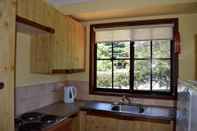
89,18,179,100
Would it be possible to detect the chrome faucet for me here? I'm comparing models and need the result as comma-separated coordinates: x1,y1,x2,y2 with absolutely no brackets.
119,95,132,105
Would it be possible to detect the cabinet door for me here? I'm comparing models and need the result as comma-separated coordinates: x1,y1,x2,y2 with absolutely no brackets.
70,18,85,70
70,18,78,69
86,115,118,131
72,115,80,131
149,121,173,131
46,118,72,131
31,34,52,73
77,22,86,70
118,119,172,131
28,15,85,73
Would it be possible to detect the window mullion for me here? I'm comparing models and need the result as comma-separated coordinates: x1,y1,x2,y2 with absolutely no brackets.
130,41,134,92
112,42,114,89
170,40,174,94
150,40,153,92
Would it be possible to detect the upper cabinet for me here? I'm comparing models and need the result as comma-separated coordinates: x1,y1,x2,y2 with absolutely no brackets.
51,16,86,73
16,0,86,74
67,17,86,70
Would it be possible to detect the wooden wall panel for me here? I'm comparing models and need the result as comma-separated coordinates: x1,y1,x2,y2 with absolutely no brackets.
17,0,55,28
0,0,16,131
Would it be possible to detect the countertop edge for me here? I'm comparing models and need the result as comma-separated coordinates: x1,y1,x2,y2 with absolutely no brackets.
80,107,175,122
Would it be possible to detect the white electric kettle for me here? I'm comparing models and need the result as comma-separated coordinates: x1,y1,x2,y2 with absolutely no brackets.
64,86,77,103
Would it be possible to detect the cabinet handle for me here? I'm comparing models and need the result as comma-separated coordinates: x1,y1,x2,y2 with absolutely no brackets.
0,82,4,90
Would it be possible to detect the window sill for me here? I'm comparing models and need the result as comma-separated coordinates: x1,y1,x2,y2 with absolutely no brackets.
90,90,176,100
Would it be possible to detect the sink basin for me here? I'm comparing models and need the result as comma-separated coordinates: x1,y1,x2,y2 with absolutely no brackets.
111,104,144,114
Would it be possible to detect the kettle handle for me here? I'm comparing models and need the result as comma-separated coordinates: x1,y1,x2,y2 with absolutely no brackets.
72,87,77,98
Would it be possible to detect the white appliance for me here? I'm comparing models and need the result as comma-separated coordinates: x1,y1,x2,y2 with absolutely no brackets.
64,86,77,103
177,81,197,131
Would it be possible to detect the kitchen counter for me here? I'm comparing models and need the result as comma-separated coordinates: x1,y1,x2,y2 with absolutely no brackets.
81,101,176,122
15,100,176,131
33,100,176,122
34,101,84,119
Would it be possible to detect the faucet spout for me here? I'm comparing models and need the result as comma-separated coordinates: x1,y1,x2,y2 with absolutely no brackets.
119,95,132,105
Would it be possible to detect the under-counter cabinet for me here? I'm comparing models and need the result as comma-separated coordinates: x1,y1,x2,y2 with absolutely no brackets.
86,114,118,131
84,113,173,131
45,115,79,131
118,119,173,131
45,118,72,131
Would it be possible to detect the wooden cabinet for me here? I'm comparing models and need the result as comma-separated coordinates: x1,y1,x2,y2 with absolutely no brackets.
46,118,72,131
118,119,173,131
65,17,86,70
31,34,53,74
85,113,173,131
45,115,79,131
86,115,118,131
195,34,197,79
17,0,86,74
53,16,86,73
30,16,86,74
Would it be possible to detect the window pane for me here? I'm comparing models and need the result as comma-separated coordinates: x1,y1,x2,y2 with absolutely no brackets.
152,60,171,91
97,42,112,59
152,40,171,58
134,41,150,58
113,60,130,90
134,60,151,90
113,41,130,59
97,60,112,89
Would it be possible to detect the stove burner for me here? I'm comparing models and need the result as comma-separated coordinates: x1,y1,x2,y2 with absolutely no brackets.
19,122,43,131
41,115,59,124
16,112,60,131
20,112,43,121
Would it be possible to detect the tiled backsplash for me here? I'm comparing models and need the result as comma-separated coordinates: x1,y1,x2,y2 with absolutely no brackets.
15,80,176,116
15,82,65,116
66,80,176,107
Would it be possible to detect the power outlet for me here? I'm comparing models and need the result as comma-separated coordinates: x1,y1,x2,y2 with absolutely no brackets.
0,82,4,90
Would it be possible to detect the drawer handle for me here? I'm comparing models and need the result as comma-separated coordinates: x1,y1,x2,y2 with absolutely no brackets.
0,82,4,90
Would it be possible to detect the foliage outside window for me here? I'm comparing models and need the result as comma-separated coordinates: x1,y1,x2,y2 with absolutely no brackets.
90,19,178,99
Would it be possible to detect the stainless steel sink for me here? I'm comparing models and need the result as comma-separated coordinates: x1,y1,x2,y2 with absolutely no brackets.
111,104,144,114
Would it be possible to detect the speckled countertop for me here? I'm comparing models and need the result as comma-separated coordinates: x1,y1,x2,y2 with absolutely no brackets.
33,100,176,122
34,101,85,119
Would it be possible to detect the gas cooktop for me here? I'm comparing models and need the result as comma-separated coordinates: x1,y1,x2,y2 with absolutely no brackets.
15,112,60,131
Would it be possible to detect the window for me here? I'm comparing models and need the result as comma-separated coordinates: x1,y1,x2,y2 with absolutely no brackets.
90,19,178,99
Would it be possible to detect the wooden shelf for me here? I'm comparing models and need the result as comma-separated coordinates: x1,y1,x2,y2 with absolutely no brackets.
51,69,86,74
16,15,55,33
